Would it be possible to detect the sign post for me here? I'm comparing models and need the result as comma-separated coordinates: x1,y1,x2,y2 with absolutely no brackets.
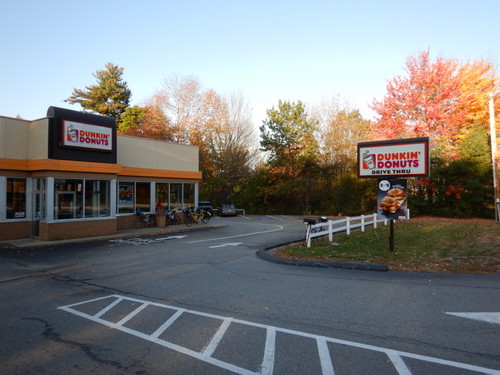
358,137,430,251
377,178,407,251
389,219,395,252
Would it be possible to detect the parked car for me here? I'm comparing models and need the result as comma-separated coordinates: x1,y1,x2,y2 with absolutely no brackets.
197,201,213,215
219,203,237,216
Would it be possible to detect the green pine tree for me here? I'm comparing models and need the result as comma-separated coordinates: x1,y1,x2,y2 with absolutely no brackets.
66,63,131,122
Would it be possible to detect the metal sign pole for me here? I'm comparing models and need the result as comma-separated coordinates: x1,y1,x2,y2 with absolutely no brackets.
389,219,395,252
489,94,499,221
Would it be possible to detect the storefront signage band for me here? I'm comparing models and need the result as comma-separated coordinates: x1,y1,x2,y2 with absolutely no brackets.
62,120,113,151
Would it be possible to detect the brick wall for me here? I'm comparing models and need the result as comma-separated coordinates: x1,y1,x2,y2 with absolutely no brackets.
0,221,30,240
117,215,138,230
39,219,117,241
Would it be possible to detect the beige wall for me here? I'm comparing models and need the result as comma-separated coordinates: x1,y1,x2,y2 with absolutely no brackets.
0,116,29,159
117,135,199,172
0,116,199,175
0,116,48,160
28,119,49,159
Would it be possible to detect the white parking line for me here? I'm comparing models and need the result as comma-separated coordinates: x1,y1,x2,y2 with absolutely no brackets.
151,309,184,338
58,295,500,375
317,337,335,375
116,302,150,326
202,317,233,357
387,352,412,375
280,216,305,221
186,224,283,244
266,215,284,221
261,327,276,375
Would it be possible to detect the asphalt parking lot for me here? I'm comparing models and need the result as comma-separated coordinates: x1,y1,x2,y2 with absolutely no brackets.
1,215,499,374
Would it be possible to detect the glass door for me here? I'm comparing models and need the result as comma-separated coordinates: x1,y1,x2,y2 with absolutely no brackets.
31,178,45,237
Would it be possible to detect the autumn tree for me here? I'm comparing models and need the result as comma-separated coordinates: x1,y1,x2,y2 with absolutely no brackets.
371,50,498,156
311,97,375,213
374,51,500,218
155,75,206,144
207,92,256,204
66,63,131,122
136,76,255,205
313,96,373,170
118,101,169,140
260,100,318,176
457,60,499,128
260,100,320,213
119,105,147,135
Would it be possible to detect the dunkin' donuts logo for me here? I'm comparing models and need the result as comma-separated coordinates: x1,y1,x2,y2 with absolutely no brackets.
362,150,421,170
358,138,429,178
62,121,112,151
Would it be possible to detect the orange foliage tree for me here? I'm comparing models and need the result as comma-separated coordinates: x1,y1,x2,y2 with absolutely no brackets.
371,50,498,157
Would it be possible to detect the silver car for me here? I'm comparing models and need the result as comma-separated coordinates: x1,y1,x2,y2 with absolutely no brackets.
219,203,237,216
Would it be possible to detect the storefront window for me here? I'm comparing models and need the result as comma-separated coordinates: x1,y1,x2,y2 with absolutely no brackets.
118,182,134,213
85,180,110,217
54,179,83,219
6,178,27,219
184,183,195,208
170,183,182,209
119,182,196,214
136,182,151,212
156,183,169,209
54,178,111,220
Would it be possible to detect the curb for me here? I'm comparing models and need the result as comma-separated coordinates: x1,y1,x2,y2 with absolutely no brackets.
256,241,389,272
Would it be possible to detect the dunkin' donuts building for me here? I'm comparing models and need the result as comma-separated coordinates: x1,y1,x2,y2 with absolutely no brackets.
0,106,202,241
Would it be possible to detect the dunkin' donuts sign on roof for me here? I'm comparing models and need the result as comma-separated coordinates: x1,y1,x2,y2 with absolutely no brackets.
357,137,430,178
62,120,113,151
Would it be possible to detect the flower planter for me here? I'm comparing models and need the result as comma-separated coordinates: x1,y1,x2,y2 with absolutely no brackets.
155,214,166,227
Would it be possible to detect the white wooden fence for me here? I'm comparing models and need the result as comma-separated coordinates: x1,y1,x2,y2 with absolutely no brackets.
304,211,410,248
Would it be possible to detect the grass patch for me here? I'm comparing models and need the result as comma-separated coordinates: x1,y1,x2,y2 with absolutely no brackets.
272,217,500,273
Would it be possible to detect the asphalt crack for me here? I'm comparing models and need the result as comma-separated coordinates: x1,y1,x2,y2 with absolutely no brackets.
22,317,148,374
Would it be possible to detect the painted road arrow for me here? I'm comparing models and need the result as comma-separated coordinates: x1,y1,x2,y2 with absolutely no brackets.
209,242,242,249
446,312,500,325
156,235,187,240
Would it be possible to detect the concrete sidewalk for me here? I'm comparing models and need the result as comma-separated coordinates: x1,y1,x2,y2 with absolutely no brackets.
0,223,220,249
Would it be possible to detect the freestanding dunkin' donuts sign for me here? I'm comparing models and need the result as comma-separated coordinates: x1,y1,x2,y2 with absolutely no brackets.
357,138,430,251
358,137,429,219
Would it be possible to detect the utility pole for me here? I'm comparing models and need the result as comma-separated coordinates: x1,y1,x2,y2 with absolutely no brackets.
489,93,499,221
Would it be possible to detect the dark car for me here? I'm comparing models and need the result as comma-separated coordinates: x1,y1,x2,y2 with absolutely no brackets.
219,203,237,216
197,201,213,214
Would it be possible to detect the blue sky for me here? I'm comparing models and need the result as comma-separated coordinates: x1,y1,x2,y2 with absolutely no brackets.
1,0,498,126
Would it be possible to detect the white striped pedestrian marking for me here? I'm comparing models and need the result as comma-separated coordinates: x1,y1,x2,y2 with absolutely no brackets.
109,235,187,246
58,295,500,375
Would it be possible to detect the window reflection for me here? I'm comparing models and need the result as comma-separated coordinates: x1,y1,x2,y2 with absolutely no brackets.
6,178,26,219
54,179,111,220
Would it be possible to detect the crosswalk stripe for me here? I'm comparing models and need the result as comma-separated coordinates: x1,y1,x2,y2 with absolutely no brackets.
202,317,233,357
151,309,185,338
58,295,500,375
